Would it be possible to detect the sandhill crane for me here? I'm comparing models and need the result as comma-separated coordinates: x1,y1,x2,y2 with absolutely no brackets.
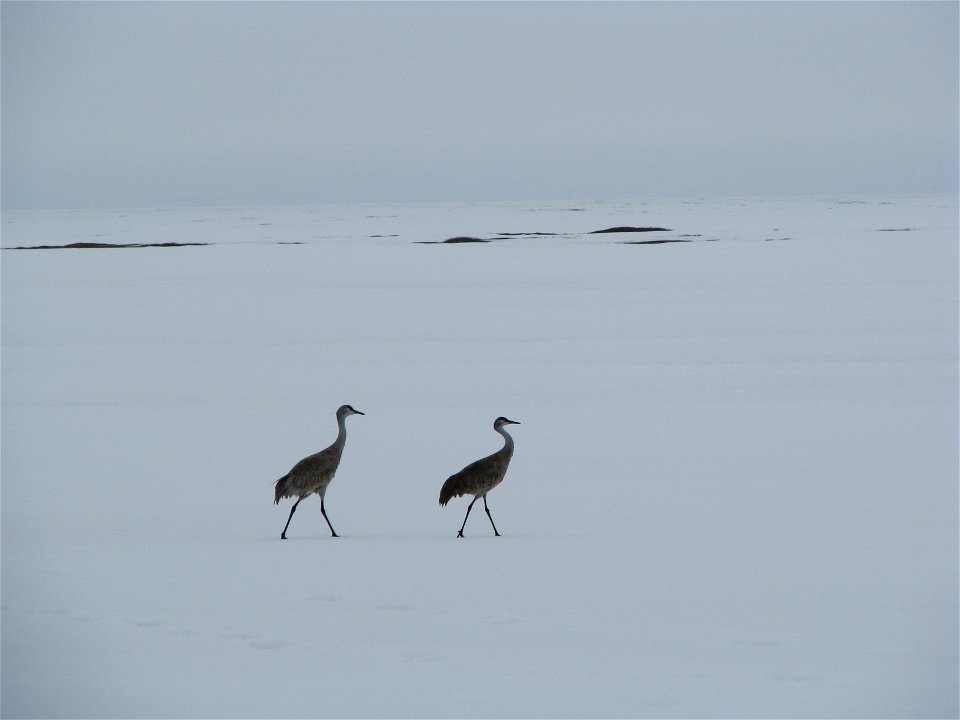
439,416,520,537
274,404,364,539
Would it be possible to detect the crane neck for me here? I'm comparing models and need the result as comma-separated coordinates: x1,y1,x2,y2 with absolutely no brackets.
333,413,349,449
496,425,515,455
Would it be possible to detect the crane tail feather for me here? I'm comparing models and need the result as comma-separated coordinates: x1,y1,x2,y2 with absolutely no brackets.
439,473,466,506
274,474,290,505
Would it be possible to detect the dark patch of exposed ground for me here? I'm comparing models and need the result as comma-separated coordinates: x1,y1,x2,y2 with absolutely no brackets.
7,242,210,250
418,228,676,244
415,236,491,244
495,232,559,237
621,238,690,245
590,226,672,234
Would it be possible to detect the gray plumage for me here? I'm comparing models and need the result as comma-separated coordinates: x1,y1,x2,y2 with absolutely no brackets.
274,404,363,539
439,416,520,537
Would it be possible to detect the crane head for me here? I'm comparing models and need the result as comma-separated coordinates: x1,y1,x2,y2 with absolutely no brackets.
494,416,520,428
337,404,365,417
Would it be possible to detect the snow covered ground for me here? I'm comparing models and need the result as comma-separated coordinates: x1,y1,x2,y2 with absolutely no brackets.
2,195,957,718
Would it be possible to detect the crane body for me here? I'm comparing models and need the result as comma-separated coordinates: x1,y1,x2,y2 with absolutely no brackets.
274,404,363,539
439,417,520,538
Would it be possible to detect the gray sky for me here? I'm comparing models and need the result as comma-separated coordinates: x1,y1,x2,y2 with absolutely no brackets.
2,1,957,210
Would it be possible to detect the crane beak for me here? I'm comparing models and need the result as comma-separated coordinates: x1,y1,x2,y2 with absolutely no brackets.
353,409,365,415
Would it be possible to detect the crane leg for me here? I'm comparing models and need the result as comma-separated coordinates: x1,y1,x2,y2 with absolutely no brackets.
457,497,478,538
483,496,501,536
281,497,302,539
320,497,339,538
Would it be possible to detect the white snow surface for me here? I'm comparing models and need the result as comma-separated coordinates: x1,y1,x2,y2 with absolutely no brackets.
2,195,957,718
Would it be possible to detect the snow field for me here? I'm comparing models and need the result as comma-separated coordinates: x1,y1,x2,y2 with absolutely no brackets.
2,196,957,717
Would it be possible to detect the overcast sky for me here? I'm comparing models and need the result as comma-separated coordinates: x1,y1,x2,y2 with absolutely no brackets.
2,1,957,210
